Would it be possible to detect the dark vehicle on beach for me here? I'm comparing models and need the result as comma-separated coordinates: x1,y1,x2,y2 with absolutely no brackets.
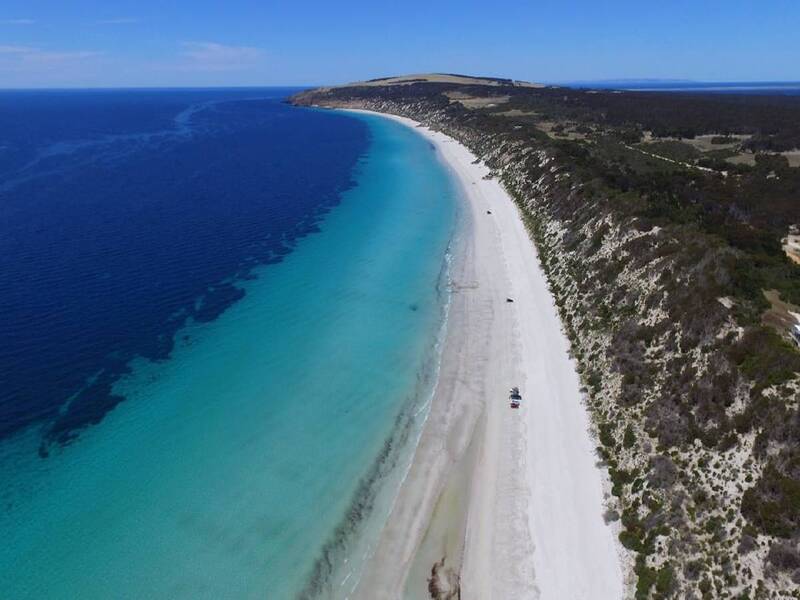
510,387,521,409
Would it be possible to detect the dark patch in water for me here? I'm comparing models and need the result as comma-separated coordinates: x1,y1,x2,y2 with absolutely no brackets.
42,366,130,452
297,394,420,600
0,89,369,453
193,284,246,323
297,258,453,600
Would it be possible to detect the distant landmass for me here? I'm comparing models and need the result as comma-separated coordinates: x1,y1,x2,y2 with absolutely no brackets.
564,79,800,94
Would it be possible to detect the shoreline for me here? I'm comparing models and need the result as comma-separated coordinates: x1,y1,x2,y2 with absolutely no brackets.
344,110,626,599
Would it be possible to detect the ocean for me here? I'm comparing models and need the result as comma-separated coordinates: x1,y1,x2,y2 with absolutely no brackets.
0,90,459,597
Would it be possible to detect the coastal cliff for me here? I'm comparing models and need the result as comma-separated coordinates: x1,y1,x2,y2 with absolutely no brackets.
292,79,800,599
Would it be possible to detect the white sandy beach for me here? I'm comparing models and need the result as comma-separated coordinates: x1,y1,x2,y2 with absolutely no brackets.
347,110,625,600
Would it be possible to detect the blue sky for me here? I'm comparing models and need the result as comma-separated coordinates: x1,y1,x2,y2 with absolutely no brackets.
0,0,797,88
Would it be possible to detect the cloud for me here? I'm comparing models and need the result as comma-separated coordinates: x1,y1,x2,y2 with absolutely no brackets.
0,45,101,71
95,18,139,25
178,42,263,71
0,19,34,25
0,45,33,54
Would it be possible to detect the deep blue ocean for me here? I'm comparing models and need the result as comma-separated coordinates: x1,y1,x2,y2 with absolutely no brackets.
0,90,459,597
0,88,367,452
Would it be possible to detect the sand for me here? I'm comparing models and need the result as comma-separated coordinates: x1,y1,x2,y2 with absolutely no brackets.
345,110,625,599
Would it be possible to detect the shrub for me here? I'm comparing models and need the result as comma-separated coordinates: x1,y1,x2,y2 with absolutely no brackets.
655,563,675,594
766,541,800,572
729,328,800,390
741,464,800,538
620,529,643,552
649,455,679,489
599,421,616,447
623,424,636,449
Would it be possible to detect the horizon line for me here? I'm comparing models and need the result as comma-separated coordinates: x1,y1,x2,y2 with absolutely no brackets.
1,78,799,92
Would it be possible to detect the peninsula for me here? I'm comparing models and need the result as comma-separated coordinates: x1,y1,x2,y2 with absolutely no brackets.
292,74,800,598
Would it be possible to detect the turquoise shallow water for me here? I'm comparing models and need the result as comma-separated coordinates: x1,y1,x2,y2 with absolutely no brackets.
0,111,459,598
